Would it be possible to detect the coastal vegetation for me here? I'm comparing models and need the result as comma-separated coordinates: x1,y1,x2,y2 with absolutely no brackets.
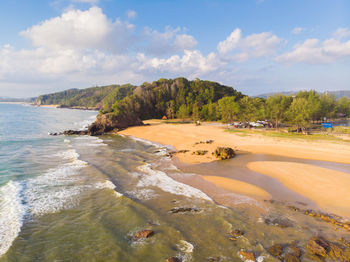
36,77,350,133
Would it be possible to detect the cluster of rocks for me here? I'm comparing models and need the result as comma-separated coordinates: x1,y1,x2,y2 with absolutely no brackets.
170,207,200,214
194,139,214,145
192,150,208,155
306,237,350,261
287,205,350,232
266,243,302,262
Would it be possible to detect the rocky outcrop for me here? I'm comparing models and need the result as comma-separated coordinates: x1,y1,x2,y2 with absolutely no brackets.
87,113,143,136
214,147,235,160
239,250,256,262
55,112,143,136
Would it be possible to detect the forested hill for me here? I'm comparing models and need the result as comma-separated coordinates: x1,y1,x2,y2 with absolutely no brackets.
34,84,136,109
105,77,243,120
258,90,350,99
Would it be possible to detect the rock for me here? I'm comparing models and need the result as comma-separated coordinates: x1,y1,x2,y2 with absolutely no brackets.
170,207,199,214
87,113,143,136
192,150,208,155
285,254,301,262
229,230,244,238
239,250,256,262
166,257,181,262
132,230,154,241
287,244,301,258
214,147,235,160
306,237,350,261
177,150,189,154
306,237,329,257
267,243,283,259
62,130,88,135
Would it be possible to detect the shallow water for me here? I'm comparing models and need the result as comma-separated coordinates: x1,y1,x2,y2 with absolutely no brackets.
0,104,349,262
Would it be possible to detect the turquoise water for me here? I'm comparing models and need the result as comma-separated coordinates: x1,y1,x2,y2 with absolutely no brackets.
0,104,348,262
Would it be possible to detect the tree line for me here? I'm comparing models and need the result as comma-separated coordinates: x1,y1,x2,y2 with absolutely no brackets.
105,78,350,130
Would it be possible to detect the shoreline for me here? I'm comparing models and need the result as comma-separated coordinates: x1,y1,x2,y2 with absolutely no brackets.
119,120,350,218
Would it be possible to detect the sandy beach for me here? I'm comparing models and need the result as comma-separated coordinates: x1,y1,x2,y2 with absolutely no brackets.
120,120,350,218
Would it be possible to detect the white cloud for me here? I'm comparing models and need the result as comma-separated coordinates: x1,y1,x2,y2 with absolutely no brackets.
276,37,350,64
20,7,135,53
143,26,198,55
217,28,281,61
292,27,305,34
127,10,137,19
333,28,350,39
217,28,241,54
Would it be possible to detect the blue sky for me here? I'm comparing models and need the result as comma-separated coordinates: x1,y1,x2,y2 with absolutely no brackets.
0,0,349,97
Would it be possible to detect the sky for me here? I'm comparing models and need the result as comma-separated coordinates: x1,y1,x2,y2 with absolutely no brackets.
0,0,349,98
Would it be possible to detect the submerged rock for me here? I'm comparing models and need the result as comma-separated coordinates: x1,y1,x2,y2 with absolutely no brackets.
166,257,181,262
214,147,235,160
132,229,154,241
239,250,256,262
170,207,199,214
267,243,283,259
229,229,244,240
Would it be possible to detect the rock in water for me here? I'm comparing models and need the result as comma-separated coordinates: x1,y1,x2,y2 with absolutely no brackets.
132,230,154,241
267,243,283,259
306,237,329,257
214,147,235,160
239,250,256,262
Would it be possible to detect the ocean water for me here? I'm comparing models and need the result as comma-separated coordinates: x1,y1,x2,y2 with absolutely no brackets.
0,103,348,262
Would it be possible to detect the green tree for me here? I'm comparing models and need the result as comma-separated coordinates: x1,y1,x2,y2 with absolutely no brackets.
192,103,200,121
287,98,311,132
217,96,239,123
177,104,190,121
266,95,292,128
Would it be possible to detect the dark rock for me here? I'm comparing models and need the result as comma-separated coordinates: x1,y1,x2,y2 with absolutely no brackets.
214,147,235,160
267,243,283,259
192,150,208,155
132,230,154,241
62,130,88,135
177,150,189,154
166,257,181,262
170,207,199,214
239,250,256,262
87,113,143,136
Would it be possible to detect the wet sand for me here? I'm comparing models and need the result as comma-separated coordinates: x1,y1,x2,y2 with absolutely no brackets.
120,120,350,218
247,161,350,218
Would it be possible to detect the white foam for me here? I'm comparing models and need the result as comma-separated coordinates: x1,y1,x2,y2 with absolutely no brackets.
25,155,87,216
136,164,212,201
0,181,26,257
177,240,194,253
127,188,159,200
74,136,107,147
55,149,80,161
93,180,123,197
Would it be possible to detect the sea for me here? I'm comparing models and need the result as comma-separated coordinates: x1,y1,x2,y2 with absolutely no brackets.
0,103,348,262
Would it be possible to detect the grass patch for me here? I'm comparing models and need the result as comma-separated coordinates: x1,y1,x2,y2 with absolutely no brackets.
226,128,349,143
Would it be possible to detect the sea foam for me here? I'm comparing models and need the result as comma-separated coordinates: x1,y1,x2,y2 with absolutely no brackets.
136,163,212,201
0,181,26,257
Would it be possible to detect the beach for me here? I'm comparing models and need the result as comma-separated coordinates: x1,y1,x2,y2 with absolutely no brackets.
120,120,350,218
